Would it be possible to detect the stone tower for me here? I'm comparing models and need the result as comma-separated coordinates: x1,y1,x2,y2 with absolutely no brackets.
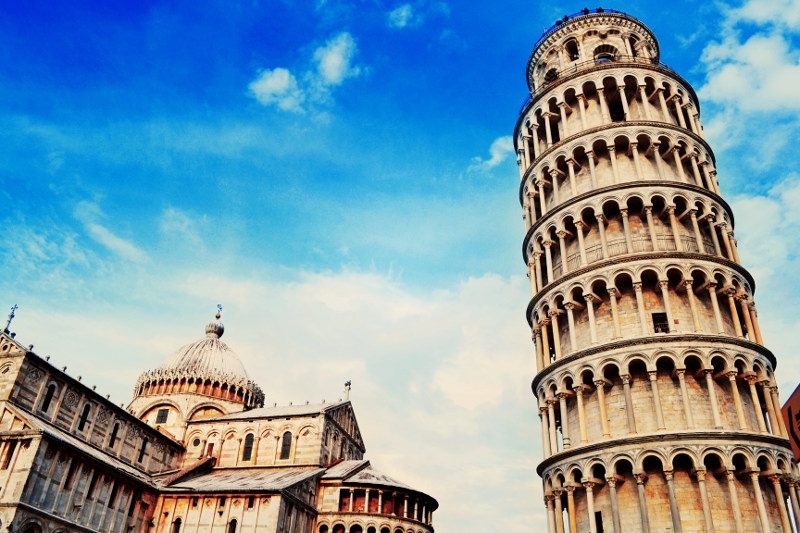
514,8,799,533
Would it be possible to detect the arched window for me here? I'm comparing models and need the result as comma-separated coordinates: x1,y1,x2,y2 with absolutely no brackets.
227,519,237,533
21,525,42,533
565,39,579,61
280,431,292,460
593,44,619,63
171,518,182,533
108,423,120,448
242,433,254,462
137,438,148,463
544,68,558,82
40,384,56,413
77,404,91,431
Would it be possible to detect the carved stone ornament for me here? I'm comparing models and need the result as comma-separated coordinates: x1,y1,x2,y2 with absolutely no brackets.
96,408,109,424
25,368,42,384
63,389,79,408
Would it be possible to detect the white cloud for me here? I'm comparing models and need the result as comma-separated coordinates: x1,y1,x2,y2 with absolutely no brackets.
159,207,204,248
248,32,362,112
313,32,361,86
248,67,306,113
729,0,800,30
469,135,515,172
73,200,149,263
388,4,415,28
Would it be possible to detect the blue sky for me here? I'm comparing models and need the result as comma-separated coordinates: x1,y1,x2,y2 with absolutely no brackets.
2,0,800,530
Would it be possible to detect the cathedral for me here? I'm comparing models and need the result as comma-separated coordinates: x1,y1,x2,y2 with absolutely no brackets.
0,310,437,533
515,7,799,533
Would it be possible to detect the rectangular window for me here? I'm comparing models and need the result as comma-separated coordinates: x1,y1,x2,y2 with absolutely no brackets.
652,312,669,333
595,510,604,532
191,497,198,508
247,496,255,509
155,408,169,424
0,441,16,470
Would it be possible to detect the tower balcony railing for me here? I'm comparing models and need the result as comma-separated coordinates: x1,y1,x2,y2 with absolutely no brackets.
519,55,679,114
534,8,628,51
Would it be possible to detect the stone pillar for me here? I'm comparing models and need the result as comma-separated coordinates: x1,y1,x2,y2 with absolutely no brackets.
565,485,577,533
727,290,744,338
557,230,569,276
566,159,578,196
621,374,637,434
546,494,557,533
726,470,745,533
535,326,545,371
522,133,532,168
751,471,772,533
746,376,768,433
618,86,630,120
608,145,621,183
534,251,544,290
788,480,800,533
631,142,644,180
585,294,598,344
544,240,555,283
672,96,687,128
770,386,789,438
667,205,682,251
550,310,563,360
727,371,748,430
558,102,569,138
639,84,652,119
694,469,715,533
738,296,754,340
541,318,552,364
557,392,571,449
657,88,670,122
575,221,588,266
577,94,588,129
749,304,764,344
689,209,705,253
531,122,540,159
554,489,566,533
704,369,723,429
620,208,633,253
598,88,611,123
761,380,780,435
549,169,561,205
644,206,659,251
648,370,666,430
348,488,354,512
537,178,549,216
684,280,702,332
586,150,598,188
672,147,688,182
596,214,609,259
635,474,651,533
606,476,622,533
633,282,649,336
573,385,588,444
718,221,735,261
564,303,578,353
547,398,559,452
607,288,622,338
664,470,684,533
676,369,695,428
528,260,537,297
544,114,554,147
652,142,667,180
707,284,725,333
659,280,676,332
594,379,611,438
540,407,552,458
770,474,792,533
583,481,598,533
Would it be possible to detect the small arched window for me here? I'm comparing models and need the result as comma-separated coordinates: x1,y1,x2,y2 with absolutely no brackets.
40,384,56,413
108,423,120,448
77,404,91,431
565,39,579,61
544,68,558,82
227,519,237,533
242,433,254,462
171,518,182,533
280,431,292,460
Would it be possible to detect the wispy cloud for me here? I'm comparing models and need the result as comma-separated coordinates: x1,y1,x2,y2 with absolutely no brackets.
249,32,363,113
387,2,450,30
388,4,415,28
73,200,149,263
468,135,514,172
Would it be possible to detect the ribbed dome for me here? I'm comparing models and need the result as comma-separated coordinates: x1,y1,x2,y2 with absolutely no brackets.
133,315,265,409
157,320,247,380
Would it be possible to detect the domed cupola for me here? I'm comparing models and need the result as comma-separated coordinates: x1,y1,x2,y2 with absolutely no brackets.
131,310,265,416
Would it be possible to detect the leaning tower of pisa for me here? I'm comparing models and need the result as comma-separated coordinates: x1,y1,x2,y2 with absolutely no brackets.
515,8,799,533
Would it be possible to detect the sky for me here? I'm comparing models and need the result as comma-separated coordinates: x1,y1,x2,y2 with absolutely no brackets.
1,0,799,530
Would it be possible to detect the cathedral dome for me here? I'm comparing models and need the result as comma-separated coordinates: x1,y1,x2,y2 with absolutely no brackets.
156,319,248,381
133,312,265,410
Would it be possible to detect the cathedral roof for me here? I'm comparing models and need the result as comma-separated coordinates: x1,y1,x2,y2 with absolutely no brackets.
163,466,324,492
213,400,348,421
322,460,411,490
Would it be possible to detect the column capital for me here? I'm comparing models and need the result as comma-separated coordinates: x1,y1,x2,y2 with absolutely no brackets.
633,281,643,291
606,476,617,488
574,219,586,229
663,470,674,482
572,384,585,395
694,468,707,482
658,279,669,290
607,287,618,296
666,204,677,214
564,302,575,311
621,373,632,386
542,239,555,248
648,370,658,380
768,473,784,484
675,369,686,379
563,484,575,494
725,370,738,380
595,212,606,223
584,293,596,303
556,229,569,239
582,481,596,490
548,309,560,318
593,378,609,389
607,144,616,153
634,473,648,485
539,406,548,416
